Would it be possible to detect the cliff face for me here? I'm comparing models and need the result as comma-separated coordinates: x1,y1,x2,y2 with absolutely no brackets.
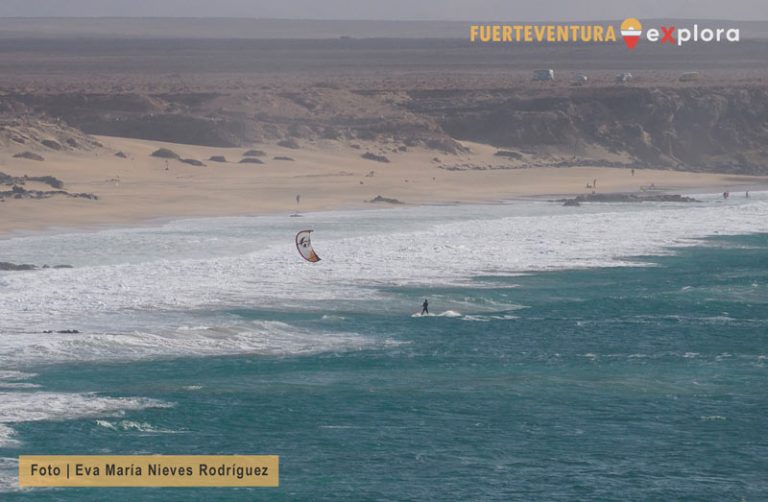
3,85,767,174
407,86,768,174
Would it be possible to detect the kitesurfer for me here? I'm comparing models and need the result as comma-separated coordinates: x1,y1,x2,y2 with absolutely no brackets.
421,299,429,315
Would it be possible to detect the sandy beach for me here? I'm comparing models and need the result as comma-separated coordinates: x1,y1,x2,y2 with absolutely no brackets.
1,136,766,237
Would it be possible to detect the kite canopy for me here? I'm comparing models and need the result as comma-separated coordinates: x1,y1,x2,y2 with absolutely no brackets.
295,229,321,263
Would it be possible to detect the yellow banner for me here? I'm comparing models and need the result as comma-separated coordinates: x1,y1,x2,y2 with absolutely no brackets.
19,455,278,487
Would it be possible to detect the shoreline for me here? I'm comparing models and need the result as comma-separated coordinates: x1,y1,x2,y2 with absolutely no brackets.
1,135,767,239
2,188,765,243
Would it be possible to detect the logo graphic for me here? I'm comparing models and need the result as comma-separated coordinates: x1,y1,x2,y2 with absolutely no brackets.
621,18,642,49
468,18,739,49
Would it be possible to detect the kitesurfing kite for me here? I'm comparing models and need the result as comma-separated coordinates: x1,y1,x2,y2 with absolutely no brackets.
295,229,321,263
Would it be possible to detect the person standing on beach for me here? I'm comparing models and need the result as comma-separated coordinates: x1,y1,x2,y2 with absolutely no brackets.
421,299,429,315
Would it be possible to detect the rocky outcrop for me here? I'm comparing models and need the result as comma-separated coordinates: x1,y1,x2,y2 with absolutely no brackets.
0,185,97,200
277,139,300,149
409,86,768,174
150,148,179,159
1,172,63,189
0,117,102,152
368,195,403,204
362,152,390,163
4,86,768,172
180,158,205,166
559,193,700,204
13,151,45,161
0,262,73,271
243,149,266,157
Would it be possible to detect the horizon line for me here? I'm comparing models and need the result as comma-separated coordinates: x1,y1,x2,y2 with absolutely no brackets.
0,16,765,23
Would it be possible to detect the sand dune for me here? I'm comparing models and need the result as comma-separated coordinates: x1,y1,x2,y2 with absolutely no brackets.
1,136,765,237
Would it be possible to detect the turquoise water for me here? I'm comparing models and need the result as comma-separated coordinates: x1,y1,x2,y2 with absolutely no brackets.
2,232,767,501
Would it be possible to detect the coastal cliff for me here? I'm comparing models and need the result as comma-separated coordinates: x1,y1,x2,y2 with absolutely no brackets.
2,85,767,174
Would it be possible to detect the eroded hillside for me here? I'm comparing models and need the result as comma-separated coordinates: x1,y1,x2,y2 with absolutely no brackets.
2,84,767,174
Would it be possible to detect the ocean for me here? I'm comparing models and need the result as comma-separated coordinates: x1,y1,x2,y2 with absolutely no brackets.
0,193,766,500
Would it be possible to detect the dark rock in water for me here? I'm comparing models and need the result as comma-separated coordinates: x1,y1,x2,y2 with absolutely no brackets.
114,151,128,158
277,139,300,149
563,199,581,207
0,262,72,271
13,151,45,161
239,158,264,164
150,148,180,159
559,193,700,204
41,139,62,150
362,152,390,163
243,149,266,157
368,195,403,204
43,330,80,334
0,262,37,271
273,156,294,161
180,158,205,166
208,155,227,163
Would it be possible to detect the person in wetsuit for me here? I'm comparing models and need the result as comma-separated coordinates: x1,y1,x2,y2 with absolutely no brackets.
421,299,429,315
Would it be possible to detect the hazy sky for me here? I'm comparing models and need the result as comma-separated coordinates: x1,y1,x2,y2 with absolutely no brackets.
0,0,766,21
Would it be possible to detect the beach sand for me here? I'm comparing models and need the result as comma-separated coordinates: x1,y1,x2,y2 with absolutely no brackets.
1,136,765,237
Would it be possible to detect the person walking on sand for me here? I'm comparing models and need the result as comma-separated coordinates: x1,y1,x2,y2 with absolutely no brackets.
421,299,429,315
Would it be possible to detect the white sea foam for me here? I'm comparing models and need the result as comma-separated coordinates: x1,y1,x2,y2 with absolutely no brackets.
0,394,168,492
411,310,462,318
0,425,19,448
0,457,18,493
0,371,36,381
0,391,170,448
0,321,383,367
0,193,766,362
95,420,184,434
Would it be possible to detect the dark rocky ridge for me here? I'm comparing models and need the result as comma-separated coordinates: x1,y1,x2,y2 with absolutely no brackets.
0,262,73,271
407,86,768,174
559,193,700,204
0,185,97,200
1,172,64,189
2,85,767,174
